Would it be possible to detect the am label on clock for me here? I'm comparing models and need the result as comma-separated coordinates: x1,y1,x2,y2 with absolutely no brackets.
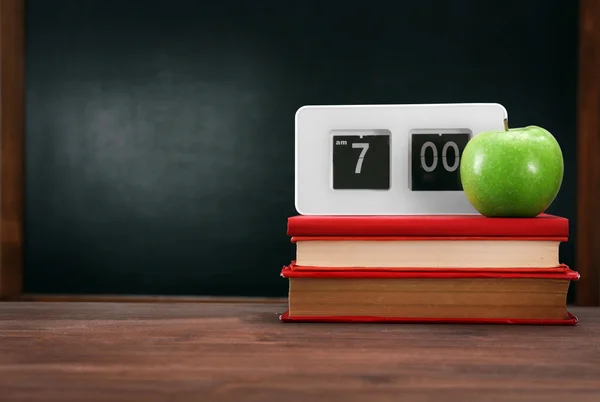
409,129,471,191
331,129,391,190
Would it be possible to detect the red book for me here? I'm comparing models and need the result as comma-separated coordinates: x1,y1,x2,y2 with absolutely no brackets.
280,265,579,325
279,310,578,326
287,213,568,238
287,214,569,270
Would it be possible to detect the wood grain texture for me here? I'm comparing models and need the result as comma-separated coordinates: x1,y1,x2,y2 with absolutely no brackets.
20,294,288,304
0,302,598,402
0,0,24,301
577,0,600,306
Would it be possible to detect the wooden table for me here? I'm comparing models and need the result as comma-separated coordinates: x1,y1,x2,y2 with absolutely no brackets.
0,302,599,402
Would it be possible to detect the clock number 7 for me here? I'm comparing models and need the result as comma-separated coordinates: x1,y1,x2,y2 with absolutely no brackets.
352,142,369,174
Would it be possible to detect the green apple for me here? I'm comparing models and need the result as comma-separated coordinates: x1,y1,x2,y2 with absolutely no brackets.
459,125,564,218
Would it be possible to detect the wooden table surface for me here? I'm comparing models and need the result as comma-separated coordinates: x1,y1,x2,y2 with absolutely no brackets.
0,302,599,402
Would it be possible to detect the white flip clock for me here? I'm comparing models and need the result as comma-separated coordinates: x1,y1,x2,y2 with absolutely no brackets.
294,103,508,215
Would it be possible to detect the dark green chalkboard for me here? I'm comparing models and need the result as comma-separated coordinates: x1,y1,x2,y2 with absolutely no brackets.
24,0,578,298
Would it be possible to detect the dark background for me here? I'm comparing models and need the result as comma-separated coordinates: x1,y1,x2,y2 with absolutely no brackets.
24,0,579,299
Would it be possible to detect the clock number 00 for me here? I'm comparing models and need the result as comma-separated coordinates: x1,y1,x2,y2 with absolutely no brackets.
352,142,369,174
420,141,460,173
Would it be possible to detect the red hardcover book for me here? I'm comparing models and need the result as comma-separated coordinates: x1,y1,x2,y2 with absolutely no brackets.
281,265,580,279
279,310,578,326
285,260,571,274
288,215,569,270
287,214,568,238
280,266,579,325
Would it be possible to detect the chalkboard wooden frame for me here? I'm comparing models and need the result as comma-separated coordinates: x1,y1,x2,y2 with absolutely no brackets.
0,0,24,301
576,0,600,307
0,0,598,304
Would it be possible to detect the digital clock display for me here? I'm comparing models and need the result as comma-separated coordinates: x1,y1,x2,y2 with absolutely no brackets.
331,130,391,190
409,129,472,191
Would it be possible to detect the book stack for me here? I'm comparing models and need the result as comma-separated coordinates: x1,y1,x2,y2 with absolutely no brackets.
280,214,579,325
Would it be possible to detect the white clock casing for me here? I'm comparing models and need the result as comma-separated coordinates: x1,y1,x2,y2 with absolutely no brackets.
295,103,508,215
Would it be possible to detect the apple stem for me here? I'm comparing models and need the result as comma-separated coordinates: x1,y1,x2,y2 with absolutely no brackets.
503,118,509,131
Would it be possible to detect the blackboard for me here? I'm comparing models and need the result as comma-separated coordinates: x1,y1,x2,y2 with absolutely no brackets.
24,0,579,298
